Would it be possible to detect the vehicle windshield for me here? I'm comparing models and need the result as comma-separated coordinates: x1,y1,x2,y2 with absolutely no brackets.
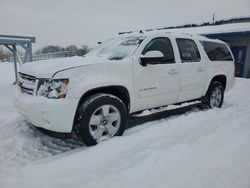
86,36,145,60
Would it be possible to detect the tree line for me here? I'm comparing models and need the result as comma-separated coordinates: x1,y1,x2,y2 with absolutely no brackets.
0,44,90,62
35,44,90,56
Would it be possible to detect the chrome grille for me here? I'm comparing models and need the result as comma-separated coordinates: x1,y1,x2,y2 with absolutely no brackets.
18,73,37,95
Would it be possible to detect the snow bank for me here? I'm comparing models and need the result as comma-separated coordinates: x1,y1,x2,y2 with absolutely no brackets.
0,63,250,188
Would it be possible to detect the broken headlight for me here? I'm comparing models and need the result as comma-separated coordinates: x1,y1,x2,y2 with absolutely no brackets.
37,79,69,99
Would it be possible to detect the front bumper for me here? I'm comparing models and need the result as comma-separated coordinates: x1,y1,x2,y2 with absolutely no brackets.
13,90,79,133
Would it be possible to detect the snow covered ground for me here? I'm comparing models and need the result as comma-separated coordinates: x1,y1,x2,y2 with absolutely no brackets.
0,62,250,188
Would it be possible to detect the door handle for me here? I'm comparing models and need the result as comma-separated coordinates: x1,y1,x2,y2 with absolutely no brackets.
196,67,204,72
168,69,178,74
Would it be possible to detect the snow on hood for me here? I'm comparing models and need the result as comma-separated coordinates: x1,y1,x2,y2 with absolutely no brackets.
19,56,107,78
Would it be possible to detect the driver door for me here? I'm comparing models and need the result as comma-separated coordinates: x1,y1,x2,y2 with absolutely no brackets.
133,37,181,111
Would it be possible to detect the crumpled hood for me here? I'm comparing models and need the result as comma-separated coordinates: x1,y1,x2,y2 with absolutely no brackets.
19,56,108,78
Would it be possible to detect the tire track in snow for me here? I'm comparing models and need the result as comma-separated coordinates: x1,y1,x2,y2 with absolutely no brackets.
0,103,201,174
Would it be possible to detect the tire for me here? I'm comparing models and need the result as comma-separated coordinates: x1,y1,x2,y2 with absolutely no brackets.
202,81,224,108
74,93,127,146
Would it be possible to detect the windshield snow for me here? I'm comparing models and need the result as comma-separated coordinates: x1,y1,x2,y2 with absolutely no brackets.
86,36,145,60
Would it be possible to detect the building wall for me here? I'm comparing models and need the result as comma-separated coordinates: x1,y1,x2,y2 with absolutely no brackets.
228,39,250,78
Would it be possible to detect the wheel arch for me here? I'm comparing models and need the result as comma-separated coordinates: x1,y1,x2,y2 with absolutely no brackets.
206,75,227,95
72,85,131,132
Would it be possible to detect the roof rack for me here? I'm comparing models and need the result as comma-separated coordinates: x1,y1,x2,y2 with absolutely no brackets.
118,31,134,35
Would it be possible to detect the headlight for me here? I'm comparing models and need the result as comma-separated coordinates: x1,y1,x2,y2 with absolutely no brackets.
37,79,69,99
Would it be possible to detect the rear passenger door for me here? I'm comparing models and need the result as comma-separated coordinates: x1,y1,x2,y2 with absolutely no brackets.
176,38,206,102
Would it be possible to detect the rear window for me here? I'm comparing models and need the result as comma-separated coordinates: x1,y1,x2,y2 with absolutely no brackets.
201,41,233,61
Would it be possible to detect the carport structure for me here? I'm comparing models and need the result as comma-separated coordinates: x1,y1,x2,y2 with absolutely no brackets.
0,35,36,83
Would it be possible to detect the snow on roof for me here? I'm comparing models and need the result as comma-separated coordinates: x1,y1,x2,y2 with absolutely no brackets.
165,22,250,35
0,37,30,41
0,36,35,46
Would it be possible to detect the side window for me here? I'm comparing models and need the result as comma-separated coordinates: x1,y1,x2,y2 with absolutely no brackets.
200,41,233,61
142,37,175,63
176,38,201,62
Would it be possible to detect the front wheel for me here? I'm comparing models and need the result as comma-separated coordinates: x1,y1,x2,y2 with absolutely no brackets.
202,81,224,108
74,94,127,146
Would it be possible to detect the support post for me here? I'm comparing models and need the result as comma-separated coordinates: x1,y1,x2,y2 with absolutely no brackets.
13,45,18,84
4,44,18,84
28,43,33,62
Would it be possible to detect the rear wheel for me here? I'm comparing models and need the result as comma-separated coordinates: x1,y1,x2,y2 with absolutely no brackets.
202,81,224,108
74,94,127,146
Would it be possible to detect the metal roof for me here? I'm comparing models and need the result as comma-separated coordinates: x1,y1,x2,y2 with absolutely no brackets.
0,35,35,45
119,22,250,40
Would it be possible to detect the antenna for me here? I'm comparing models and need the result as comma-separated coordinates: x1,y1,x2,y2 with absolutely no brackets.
212,12,217,24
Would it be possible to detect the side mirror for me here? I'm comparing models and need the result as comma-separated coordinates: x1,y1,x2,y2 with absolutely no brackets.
140,51,164,66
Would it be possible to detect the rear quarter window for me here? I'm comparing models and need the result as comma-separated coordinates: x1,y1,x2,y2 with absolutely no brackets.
201,41,233,61
176,38,201,63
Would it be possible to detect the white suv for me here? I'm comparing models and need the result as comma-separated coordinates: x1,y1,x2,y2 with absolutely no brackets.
14,32,235,146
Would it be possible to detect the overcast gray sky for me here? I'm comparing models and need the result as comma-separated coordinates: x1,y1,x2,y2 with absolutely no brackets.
1,0,250,50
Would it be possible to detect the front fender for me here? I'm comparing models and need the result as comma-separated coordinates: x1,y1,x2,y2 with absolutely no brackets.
53,60,134,100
